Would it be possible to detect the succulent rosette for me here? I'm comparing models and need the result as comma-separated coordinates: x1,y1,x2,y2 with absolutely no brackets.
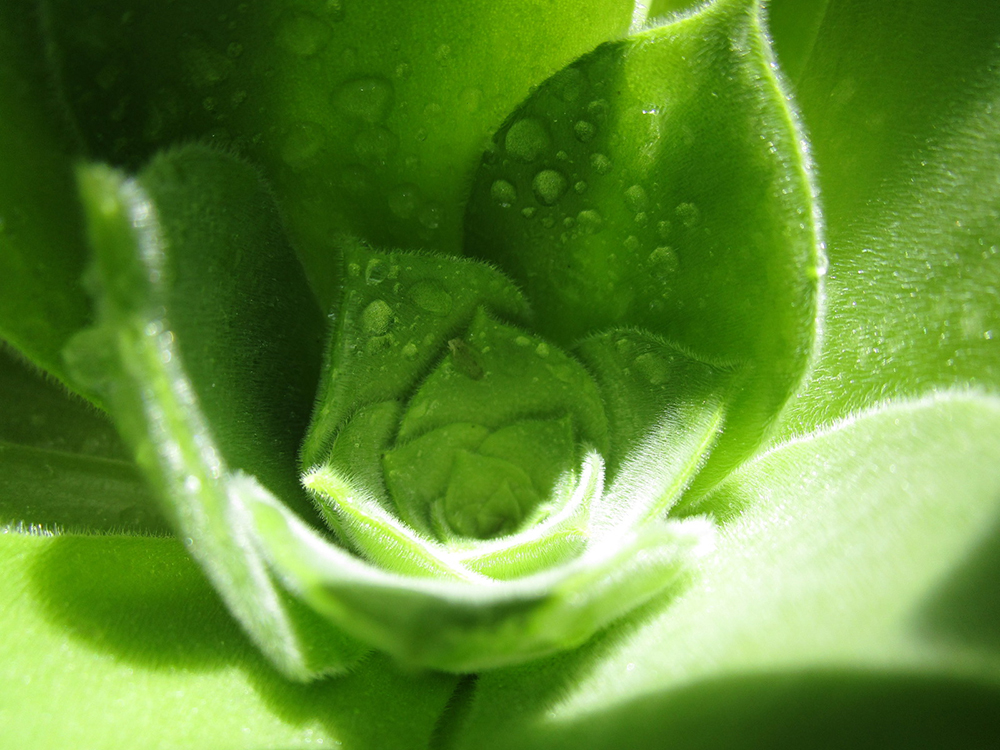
52,0,823,677
2,0,999,745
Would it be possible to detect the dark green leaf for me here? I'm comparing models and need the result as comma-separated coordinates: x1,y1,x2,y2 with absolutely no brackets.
42,0,636,306
0,0,92,391
0,345,167,535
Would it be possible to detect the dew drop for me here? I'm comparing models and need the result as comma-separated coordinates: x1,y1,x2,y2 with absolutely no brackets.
535,342,550,357
676,202,700,227
326,0,345,22
624,184,648,212
280,122,325,168
434,44,452,63
574,181,588,195
226,42,244,59
587,99,609,123
181,42,233,87
353,126,398,167
551,67,586,102
532,169,568,206
521,207,537,219
366,335,393,355
277,13,331,56
409,280,453,315
577,209,603,234
505,118,550,162
649,246,679,274
340,164,373,195
634,353,670,385
590,153,612,175
365,257,388,285
574,120,597,143
361,300,393,336
335,77,394,124
490,179,517,208
402,342,418,359
418,202,443,229
657,219,672,240
624,235,640,252
387,183,420,219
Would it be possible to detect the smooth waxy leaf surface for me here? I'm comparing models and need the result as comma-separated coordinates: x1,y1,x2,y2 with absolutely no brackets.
465,0,824,492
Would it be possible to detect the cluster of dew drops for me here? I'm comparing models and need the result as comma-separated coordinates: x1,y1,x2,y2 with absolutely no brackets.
477,62,689,303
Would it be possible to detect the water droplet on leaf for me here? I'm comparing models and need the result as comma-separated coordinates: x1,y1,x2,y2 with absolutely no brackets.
590,152,612,175
388,183,420,219
505,118,550,162
577,209,603,234
281,122,325,168
361,300,393,336
277,13,331,56
532,169,567,205
409,280,453,315
574,120,597,142
491,179,517,208
336,77,394,124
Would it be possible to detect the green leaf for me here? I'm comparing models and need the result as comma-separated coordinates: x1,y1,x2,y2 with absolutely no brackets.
0,531,458,750
0,0,92,391
464,0,824,492
261,241,730,670
648,0,832,83
70,146,366,678
775,0,1000,437
0,345,167,535
41,0,636,305
454,392,1000,748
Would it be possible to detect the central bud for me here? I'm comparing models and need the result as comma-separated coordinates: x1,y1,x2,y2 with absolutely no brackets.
383,308,606,540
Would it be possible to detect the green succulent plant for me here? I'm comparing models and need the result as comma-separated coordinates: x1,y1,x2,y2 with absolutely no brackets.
1,0,999,747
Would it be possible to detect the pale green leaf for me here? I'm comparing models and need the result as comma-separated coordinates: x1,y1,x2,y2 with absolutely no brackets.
775,0,1000,437
0,531,458,750
455,392,1000,748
